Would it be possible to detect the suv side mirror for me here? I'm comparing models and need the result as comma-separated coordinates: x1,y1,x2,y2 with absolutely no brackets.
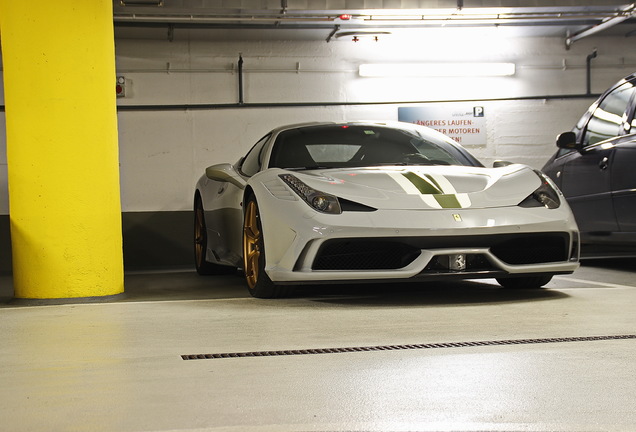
556,131,580,150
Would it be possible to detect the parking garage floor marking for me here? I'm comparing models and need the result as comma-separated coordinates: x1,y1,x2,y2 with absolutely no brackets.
181,334,636,360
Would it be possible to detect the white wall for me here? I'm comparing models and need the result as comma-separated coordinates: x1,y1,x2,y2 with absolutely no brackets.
2,28,636,214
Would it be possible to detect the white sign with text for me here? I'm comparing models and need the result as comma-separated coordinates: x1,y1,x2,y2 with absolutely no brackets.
398,105,487,147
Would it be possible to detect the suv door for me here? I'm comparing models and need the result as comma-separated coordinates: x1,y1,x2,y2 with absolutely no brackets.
610,132,636,232
545,79,636,234
559,142,617,233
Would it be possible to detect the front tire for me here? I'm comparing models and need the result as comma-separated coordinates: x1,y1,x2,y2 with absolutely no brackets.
194,195,234,275
496,275,553,289
242,195,292,298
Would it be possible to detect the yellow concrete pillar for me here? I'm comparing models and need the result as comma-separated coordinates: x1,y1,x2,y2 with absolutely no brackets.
0,0,124,299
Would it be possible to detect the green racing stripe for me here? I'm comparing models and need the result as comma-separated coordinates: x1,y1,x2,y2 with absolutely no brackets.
401,171,466,209
402,171,442,195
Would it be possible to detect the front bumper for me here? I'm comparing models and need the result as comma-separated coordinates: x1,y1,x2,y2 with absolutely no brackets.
257,195,580,284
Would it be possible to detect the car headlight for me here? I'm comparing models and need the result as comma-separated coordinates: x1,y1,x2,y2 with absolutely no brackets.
519,170,561,209
279,174,342,214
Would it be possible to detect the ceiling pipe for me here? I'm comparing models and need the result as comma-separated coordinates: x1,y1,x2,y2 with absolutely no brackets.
566,3,636,48
112,10,627,26
112,6,636,41
238,55,244,105
326,25,340,42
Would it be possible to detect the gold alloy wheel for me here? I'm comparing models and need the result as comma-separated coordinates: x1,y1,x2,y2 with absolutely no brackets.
243,199,261,290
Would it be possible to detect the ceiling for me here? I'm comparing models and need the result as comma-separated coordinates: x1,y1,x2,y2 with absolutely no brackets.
113,1,636,44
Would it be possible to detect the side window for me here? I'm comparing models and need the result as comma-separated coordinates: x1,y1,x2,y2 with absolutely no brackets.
583,82,636,147
239,134,270,177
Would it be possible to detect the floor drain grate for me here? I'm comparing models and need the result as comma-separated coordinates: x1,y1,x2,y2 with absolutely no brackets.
181,334,636,360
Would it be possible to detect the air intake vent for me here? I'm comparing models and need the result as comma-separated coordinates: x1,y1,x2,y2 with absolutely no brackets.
313,239,419,270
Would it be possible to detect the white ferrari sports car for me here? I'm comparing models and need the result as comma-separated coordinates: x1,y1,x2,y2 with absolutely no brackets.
194,121,579,298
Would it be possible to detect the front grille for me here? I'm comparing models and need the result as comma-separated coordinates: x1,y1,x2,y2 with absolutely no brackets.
312,240,420,270
311,232,571,271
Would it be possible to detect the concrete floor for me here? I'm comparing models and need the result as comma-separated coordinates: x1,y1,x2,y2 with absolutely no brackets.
1,260,636,432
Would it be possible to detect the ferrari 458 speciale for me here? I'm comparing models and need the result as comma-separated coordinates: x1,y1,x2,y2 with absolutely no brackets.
195,121,579,298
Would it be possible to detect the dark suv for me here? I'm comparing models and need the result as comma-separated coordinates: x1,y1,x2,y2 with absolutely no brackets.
542,73,636,258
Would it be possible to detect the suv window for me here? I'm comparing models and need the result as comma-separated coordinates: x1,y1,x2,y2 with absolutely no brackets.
239,134,270,177
583,82,636,147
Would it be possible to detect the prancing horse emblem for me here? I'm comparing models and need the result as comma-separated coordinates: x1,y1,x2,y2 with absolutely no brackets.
453,213,462,222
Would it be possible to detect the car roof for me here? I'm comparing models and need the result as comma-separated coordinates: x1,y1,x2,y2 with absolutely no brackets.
605,72,636,94
269,121,416,135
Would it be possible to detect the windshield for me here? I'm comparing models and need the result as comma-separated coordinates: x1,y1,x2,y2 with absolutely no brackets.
268,124,482,170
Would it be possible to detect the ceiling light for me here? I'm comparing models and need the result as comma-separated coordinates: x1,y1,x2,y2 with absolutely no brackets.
359,63,516,77
120,0,163,6
335,30,392,40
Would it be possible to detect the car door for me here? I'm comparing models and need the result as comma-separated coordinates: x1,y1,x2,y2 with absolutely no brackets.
609,82,636,233
610,122,636,232
559,143,617,233
557,80,636,234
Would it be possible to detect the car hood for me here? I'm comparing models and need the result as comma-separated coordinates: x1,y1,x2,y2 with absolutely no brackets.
279,165,541,210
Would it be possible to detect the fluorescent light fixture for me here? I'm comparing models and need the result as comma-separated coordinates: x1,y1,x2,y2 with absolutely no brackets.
120,0,163,6
359,63,516,77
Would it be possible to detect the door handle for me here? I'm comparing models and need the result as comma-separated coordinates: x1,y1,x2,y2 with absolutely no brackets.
599,157,609,170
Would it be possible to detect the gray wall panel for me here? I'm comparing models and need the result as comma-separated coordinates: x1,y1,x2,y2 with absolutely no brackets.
1,211,194,274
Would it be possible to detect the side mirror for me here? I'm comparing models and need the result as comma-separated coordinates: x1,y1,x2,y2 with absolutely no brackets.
205,163,246,189
556,132,580,150
493,160,514,168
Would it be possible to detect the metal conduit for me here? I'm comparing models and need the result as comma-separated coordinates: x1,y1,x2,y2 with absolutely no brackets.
238,55,244,105
101,93,601,113
113,63,636,74
113,9,633,26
